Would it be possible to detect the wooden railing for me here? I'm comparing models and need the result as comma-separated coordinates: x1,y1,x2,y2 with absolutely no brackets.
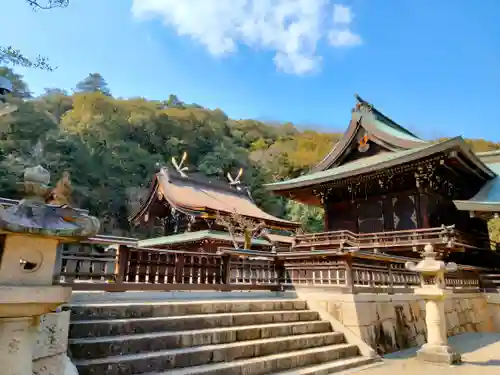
56,240,497,294
293,225,479,250
60,244,282,292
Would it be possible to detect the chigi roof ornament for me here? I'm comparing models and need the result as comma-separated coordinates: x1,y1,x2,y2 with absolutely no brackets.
171,151,189,177
227,168,243,190
353,93,373,113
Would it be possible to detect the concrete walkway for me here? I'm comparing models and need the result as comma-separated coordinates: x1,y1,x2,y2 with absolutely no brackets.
344,333,500,375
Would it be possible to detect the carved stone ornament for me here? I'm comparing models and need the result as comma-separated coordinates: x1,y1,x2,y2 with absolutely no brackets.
0,165,100,239
405,244,457,288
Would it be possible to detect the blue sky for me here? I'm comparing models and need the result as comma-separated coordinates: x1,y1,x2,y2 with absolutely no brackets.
3,0,500,140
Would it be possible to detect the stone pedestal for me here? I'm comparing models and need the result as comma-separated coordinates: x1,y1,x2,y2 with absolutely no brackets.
415,290,461,364
0,317,35,375
406,244,461,365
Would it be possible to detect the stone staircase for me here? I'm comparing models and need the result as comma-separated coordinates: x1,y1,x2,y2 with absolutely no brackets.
68,299,379,375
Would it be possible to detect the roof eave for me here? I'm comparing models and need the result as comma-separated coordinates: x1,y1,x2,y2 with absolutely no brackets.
200,209,301,229
127,174,161,223
137,230,273,248
477,150,500,165
453,200,500,213
266,137,489,192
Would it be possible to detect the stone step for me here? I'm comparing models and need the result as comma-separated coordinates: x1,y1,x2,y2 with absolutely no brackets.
69,320,333,360
270,356,381,375
70,309,320,338
70,299,306,321
73,332,348,375
142,343,361,375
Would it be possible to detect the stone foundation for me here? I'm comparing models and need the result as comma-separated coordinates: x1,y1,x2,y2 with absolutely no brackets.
296,288,495,355
33,310,77,375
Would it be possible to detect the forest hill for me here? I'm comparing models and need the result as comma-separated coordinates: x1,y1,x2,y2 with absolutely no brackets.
0,68,499,241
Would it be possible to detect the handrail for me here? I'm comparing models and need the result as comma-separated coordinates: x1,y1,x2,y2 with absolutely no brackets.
295,225,453,241
292,225,485,251
56,238,500,294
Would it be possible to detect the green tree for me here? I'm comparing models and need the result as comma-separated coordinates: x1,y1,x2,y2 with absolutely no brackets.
75,73,112,96
285,200,324,233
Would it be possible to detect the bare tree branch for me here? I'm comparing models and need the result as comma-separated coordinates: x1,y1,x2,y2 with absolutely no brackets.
26,0,69,10
215,211,240,249
0,46,55,71
0,1,69,70
215,210,268,250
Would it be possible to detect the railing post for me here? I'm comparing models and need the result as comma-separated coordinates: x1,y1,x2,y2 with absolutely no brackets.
476,270,486,292
274,256,285,291
387,264,394,295
222,254,231,285
115,245,130,283
344,255,355,294
175,253,185,284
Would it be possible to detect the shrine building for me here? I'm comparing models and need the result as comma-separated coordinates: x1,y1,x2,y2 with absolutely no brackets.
129,162,299,252
266,95,500,264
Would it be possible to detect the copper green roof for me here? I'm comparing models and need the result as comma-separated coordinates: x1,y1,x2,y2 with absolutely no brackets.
137,230,272,248
454,162,500,213
267,137,494,191
314,95,428,172
365,112,427,144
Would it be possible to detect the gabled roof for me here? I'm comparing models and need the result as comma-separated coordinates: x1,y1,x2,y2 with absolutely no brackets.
314,94,428,171
130,167,300,229
266,137,495,192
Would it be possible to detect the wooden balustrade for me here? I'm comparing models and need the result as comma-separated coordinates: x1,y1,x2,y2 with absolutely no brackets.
59,244,282,292
56,241,497,294
293,225,479,251
58,242,118,283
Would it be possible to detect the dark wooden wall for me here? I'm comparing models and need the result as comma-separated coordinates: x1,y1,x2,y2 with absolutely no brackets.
325,189,491,244
325,189,420,233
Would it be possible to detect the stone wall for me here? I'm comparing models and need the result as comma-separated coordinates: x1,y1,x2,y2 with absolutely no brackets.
485,293,500,332
33,310,76,375
296,288,495,355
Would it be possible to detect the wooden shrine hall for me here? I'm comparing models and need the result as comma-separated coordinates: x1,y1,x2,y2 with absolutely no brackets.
266,94,500,266
129,156,299,252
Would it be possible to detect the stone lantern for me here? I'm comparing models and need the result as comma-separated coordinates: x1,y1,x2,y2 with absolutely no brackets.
405,244,461,365
0,165,100,375
0,76,18,116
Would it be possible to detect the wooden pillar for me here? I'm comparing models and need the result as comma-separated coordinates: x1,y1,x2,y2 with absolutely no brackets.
344,255,355,294
323,199,330,231
418,191,430,228
115,245,130,283
274,256,286,290
222,254,231,285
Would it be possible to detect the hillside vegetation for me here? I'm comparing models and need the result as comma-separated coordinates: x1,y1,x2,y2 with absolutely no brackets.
0,68,499,241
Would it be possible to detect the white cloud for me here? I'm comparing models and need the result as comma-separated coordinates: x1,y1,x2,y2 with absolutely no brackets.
329,29,362,47
132,0,362,75
332,4,353,24
329,4,362,47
